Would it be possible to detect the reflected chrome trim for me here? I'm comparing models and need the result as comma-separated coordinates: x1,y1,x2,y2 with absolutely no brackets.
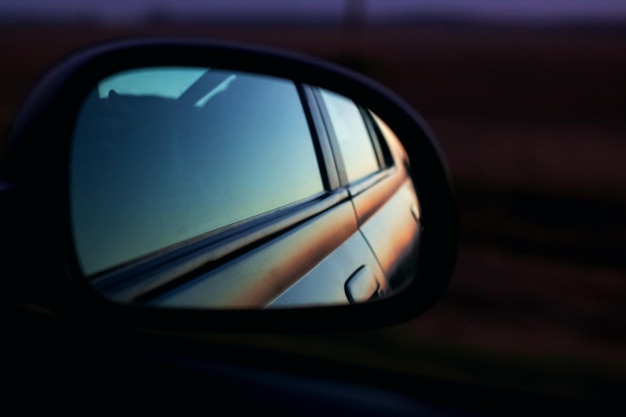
93,189,350,302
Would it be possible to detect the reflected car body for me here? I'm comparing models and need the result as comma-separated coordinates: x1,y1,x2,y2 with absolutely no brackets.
71,68,422,309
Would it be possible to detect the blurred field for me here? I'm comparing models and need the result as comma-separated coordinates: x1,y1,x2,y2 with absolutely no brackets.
2,22,625,402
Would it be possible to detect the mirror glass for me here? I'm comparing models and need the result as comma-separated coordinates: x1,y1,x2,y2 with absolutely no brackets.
70,66,422,309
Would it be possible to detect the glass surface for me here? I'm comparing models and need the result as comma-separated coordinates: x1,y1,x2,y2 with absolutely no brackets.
71,67,323,275
320,89,380,183
69,67,421,310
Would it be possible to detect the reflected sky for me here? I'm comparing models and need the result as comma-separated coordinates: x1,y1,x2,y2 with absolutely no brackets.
71,68,323,275
98,67,206,99
320,89,379,183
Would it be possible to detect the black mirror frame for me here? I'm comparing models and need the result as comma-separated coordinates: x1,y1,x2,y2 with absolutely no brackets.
2,38,457,333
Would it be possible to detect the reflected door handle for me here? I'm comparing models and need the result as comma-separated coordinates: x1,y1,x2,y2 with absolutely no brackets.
410,204,421,227
345,266,379,304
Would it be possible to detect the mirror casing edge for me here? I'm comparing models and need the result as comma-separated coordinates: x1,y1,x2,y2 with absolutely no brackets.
1,38,458,332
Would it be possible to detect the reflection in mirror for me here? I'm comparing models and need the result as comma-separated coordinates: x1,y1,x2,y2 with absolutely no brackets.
70,67,422,310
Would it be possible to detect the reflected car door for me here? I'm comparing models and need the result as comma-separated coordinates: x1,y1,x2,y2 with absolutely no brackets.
316,89,422,291
263,86,390,307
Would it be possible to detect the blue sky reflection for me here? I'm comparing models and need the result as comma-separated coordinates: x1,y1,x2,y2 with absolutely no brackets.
98,67,206,99
72,68,323,275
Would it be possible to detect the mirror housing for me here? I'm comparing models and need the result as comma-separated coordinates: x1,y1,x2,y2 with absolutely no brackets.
2,39,457,332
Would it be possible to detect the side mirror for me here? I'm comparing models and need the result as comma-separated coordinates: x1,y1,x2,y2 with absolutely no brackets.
2,39,457,331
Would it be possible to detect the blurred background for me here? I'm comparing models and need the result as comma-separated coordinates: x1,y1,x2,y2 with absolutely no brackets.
2,0,625,407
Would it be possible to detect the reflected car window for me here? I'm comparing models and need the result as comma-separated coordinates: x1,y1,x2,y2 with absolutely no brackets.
320,89,380,183
71,68,323,275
